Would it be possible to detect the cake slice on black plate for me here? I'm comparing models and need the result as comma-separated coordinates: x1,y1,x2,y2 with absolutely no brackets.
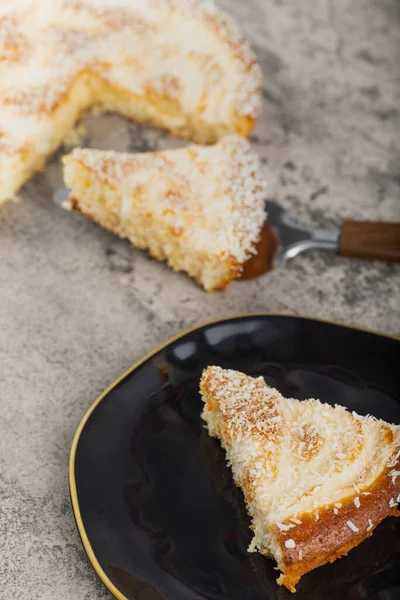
200,366,400,592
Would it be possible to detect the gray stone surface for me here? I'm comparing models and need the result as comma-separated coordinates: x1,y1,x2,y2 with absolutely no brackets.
0,0,399,598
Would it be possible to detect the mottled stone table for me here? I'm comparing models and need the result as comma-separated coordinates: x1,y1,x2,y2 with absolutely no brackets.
1,1,399,598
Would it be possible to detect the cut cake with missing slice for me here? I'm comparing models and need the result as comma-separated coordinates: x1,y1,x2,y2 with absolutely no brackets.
200,366,400,592
0,0,262,205
62,136,266,291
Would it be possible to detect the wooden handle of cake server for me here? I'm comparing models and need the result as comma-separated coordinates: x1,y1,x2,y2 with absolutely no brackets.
338,221,400,262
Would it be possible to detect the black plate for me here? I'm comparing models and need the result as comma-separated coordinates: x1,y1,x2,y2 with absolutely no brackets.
70,314,400,600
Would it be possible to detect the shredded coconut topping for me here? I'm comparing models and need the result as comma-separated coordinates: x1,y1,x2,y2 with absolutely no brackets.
390,470,400,484
247,537,257,553
285,539,296,549
387,449,400,468
277,522,294,531
346,520,359,533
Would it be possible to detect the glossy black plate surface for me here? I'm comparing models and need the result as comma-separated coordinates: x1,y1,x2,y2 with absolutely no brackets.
70,315,400,600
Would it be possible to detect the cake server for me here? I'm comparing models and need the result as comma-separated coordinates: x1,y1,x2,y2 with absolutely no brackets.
241,200,400,279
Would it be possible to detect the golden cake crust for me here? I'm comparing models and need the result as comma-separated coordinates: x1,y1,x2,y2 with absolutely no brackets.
275,461,400,591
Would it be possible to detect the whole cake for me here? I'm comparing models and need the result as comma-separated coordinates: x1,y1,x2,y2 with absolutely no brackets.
0,0,262,205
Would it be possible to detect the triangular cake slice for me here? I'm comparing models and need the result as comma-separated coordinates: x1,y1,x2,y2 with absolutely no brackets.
200,366,400,592
62,136,266,291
